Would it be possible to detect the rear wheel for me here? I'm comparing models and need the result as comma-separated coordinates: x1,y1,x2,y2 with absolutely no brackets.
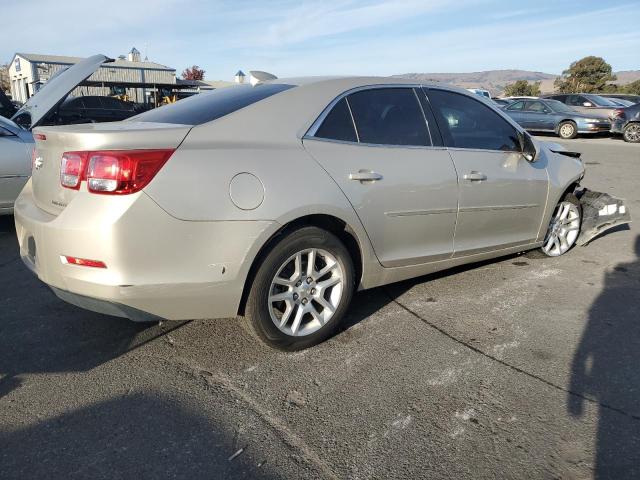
558,121,577,139
245,227,354,351
623,123,640,143
540,193,581,257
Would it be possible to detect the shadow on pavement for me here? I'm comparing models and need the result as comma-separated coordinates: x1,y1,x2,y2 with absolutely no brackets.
568,235,640,479
0,393,275,480
0,215,188,399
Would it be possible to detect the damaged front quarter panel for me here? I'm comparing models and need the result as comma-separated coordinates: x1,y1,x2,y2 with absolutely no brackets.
576,189,631,246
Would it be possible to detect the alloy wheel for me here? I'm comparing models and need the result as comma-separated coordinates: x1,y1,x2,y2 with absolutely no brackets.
624,124,640,143
268,248,344,336
542,201,581,256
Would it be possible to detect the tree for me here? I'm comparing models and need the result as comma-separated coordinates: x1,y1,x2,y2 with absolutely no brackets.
181,65,205,81
0,63,10,93
554,56,616,93
503,80,541,97
623,80,640,96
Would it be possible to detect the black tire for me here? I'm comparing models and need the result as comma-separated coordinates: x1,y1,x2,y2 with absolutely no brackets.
623,122,640,143
558,121,578,139
245,226,355,351
531,192,581,258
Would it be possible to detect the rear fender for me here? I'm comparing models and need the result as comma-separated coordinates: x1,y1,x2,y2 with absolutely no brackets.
576,189,631,246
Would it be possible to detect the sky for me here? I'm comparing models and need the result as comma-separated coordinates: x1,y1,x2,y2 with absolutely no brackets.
2,0,639,80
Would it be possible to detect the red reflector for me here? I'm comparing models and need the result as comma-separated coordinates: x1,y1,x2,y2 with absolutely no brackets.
34,133,47,141
62,256,107,268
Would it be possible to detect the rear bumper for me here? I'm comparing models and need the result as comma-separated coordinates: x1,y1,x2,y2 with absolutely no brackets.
14,180,277,321
610,119,626,134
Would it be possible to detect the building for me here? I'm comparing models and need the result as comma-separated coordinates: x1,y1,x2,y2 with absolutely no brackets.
8,48,176,104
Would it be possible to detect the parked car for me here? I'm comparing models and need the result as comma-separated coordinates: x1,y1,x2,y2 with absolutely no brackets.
599,94,640,105
611,103,640,143
0,115,33,214
503,99,611,139
1,55,132,214
18,74,625,351
492,98,512,107
38,95,141,126
542,93,622,119
606,98,635,107
0,89,18,119
467,88,491,99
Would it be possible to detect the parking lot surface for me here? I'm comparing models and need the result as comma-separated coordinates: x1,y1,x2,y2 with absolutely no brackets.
1,136,639,479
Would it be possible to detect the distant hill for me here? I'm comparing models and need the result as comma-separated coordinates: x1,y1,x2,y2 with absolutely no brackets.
394,69,640,96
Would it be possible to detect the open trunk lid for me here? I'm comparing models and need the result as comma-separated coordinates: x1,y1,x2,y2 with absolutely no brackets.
31,121,192,215
11,54,110,129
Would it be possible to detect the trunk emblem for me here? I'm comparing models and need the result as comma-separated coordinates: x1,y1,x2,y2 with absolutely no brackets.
34,156,44,170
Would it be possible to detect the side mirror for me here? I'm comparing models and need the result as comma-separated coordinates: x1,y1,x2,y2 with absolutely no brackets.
583,102,593,107
520,132,537,162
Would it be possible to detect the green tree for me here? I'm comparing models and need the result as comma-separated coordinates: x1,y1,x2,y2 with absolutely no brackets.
554,56,616,93
503,80,541,97
623,79,640,95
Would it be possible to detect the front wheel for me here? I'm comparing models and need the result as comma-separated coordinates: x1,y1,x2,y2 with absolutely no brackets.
540,194,582,257
245,227,355,351
558,121,578,139
623,123,640,143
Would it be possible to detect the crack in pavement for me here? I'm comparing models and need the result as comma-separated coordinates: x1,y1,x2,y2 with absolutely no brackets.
386,289,640,422
142,355,338,480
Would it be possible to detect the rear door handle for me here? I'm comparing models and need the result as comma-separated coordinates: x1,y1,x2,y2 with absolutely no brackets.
349,170,383,182
463,171,487,182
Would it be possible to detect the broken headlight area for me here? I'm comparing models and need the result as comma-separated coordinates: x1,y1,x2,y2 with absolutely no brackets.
576,189,631,246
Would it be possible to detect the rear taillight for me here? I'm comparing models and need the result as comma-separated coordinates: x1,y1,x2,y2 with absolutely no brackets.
60,152,87,189
612,109,625,119
60,149,174,194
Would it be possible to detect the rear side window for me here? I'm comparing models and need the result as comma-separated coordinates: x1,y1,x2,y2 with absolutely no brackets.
315,98,357,142
507,101,525,111
347,88,430,146
427,89,520,152
132,84,295,125
82,97,102,108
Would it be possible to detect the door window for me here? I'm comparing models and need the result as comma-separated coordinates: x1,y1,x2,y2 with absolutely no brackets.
524,101,549,113
347,88,431,146
314,98,358,143
506,101,525,111
427,89,520,152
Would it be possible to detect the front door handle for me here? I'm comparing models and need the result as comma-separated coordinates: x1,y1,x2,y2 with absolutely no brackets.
463,171,487,182
349,170,383,183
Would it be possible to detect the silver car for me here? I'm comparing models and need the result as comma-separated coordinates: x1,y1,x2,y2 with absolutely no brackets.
0,115,33,214
16,76,611,350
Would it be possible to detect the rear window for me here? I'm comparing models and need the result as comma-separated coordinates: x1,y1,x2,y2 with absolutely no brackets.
131,83,296,125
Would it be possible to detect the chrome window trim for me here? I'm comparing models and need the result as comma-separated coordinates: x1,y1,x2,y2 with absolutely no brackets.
303,135,448,151
344,97,360,143
304,83,432,148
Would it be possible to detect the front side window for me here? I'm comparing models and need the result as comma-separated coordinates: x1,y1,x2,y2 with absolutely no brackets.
347,88,430,146
314,98,357,142
427,89,520,152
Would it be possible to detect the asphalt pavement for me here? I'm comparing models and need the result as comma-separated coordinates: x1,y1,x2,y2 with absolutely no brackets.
1,135,639,479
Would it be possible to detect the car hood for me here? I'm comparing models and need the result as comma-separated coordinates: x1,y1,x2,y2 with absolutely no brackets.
10,54,112,129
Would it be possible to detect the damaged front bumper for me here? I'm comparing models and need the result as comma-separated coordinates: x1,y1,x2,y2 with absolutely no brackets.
576,189,631,246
